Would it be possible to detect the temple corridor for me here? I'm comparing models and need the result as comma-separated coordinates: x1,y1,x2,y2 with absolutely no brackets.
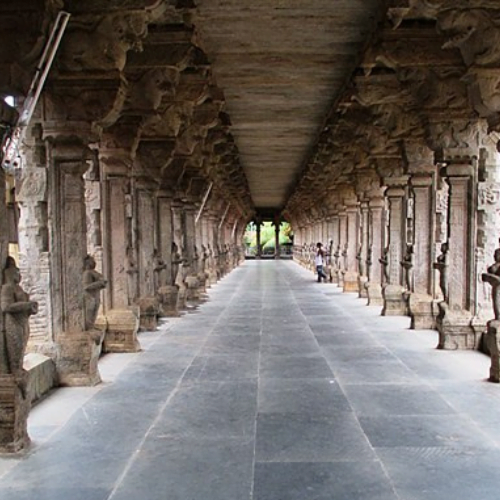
1,260,500,500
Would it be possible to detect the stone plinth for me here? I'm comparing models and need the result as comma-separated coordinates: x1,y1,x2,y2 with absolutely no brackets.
485,320,500,382
436,303,477,350
158,285,180,317
358,276,368,299
102,309,140,353
24,353,58,404
382,284,406,316
0,374,31,453
138,298,159,331
343,271,359,293
367,283,383,307
408,294,437,330
185,276,201,302
56,331,104,387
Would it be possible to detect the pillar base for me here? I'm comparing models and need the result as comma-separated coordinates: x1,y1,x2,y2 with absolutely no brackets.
485,320,500,382
138,298,159,331
56,330,104,387
436,302,477,350
343,272,359,293
358,276,368,299
408,294,437,330
0,373,31,453
101,309,140,353
366,282,383,307
382,284,406,316
158,285,180,317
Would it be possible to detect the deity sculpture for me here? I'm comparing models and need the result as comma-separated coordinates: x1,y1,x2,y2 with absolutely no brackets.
434,242,449,302
379,246,390,284
401,244,414,292
83,255,107,331
171,241,183,286
482,245,500,320
153,249,167,291
1,257,38,375
356,244,364,277
366,245,373,281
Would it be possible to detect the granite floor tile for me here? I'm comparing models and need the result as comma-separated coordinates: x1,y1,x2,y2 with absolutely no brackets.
255,412,374,462
253,461,398,500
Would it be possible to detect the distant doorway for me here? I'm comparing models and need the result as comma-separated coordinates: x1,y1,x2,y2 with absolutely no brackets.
244,221,293,259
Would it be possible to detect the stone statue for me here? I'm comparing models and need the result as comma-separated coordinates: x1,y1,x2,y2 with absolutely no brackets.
482,246,500,320
356,244,364,276
153,249,167,291
401,244,414,292
379,246,390,284
1,257,38,375
366,245,373,281
434,242,449,302
171,242,183,286
83,255,107,331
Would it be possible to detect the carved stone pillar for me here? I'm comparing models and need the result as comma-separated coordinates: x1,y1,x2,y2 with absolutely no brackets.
184,204,202,304
358,201,369,298
1,166,32,453
274,222,281,260
366,196,385,307
408,173,437,329
45,135,103,386
382,181,408,316
437,161,477,350
331,214,340,285
156,193,178,317
343,200,360,293
172,201,188,310
256,222,262,259
136,185,159,330
337,209,347,287
99,156,139,353
17,166,52,354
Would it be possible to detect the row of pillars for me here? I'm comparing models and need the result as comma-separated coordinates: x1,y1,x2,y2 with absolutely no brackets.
293,156,500,373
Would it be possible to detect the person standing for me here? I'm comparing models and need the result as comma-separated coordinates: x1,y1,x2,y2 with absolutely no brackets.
315,242,328,283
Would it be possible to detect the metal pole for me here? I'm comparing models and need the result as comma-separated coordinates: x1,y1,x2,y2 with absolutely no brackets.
195,182,213,225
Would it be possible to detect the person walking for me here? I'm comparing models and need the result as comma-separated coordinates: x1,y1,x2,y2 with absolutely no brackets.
315,242,328,283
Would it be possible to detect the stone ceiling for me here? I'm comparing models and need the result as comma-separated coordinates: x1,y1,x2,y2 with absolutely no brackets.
194,0,384,212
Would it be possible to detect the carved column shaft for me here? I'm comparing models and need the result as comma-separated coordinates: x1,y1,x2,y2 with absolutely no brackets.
411,175,435,296
343,203,359,293
366,197,385,306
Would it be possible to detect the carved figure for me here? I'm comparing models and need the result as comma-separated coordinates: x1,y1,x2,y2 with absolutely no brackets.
379,246,390,284
153,249,167,291
434,242,449,302
171,242,183,286
401,244,414,292
1,257,38,375
356,245,364,277
83,255,107,331
482,246,500,320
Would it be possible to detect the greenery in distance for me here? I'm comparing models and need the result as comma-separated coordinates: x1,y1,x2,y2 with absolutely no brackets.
244,222,292,249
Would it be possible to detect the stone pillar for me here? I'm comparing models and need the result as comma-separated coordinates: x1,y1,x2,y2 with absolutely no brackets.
1,165,33,453
100,158,140,353
274,222,281,259
358,201,369,298
17,166,52,354
382,182,408,316
135,185,159,330
366,196,385,307
408,173,436,329
256,222,262,259
343,200,359,293
46,136,103,386
184,203,201,304
436,162,477,350
330,214,340,285
337,209,347,287
156,193,178,316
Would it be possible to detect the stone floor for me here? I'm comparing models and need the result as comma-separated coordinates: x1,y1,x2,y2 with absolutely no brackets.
2,260,500,500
